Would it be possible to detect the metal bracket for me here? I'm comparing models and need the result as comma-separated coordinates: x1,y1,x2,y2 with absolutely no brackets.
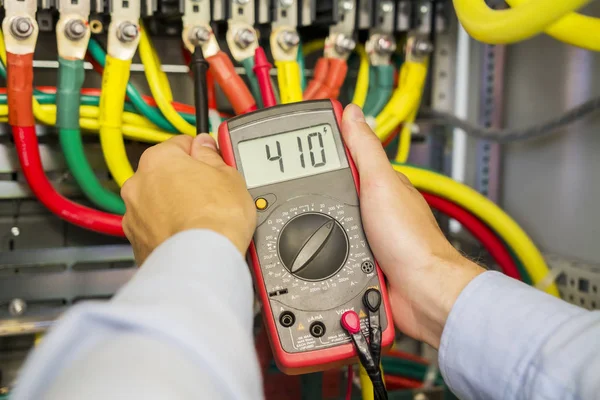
365,0,395,66
324,0,356,60
106,0,141,60
2,0,39,55
396,0,411,32
299,0,316,27
226,0,259,61
56,0,91,60
270,0,299,62
182,0,220,57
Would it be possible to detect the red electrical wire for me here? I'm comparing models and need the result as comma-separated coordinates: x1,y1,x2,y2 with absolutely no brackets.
253,47,277,108
13,126,125,236
422,192,522,280
345,365,353,400
384,375,423,390
6,52,125,237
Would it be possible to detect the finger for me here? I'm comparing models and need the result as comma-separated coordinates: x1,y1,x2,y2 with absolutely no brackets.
190,134,226,168
163,135,194,154
341,104,396,179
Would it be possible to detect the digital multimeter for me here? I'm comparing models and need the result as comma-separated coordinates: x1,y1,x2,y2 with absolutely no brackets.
218,100,394,374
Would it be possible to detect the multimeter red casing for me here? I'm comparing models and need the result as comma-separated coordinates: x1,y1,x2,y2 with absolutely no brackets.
218,100,394,374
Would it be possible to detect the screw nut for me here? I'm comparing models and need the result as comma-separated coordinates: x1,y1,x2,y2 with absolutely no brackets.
191,26,211,44
334,35,356,55
8,298,27,316
277,30,300,51
117,22,138,43
279,0,294,9
374,35,397,54
380,0,394,13
10,17,34,40
234,28,256,49
412,39,434,57
340,0,354,12
65,19,87,41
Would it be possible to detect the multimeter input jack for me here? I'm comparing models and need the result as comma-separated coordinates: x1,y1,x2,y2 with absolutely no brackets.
309,321,326,338
279,311,296,328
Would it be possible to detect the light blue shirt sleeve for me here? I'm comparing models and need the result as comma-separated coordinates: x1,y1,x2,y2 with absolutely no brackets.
439,271,600,400
11,230,264,400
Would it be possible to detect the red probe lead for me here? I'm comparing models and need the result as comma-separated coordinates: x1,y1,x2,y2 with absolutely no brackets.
7,52,125,237
253,47,277,108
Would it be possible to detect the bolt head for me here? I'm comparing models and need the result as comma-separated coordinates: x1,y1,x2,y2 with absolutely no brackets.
117,22,139,42
235,28,256,49
191,27,211,44
413,39,433,57
375,36,396,54
380,0,394,13
235,0,250,4
66,19,87,41
340,0,354,13
10,17,34,39
8,298,27,316
278,30,300,50
10,227,19,237
279,0,294,9
335,35,356,54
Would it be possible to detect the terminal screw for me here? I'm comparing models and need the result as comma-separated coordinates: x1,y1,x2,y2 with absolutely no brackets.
235,0,250,4
334,34,356,55
8,298,27,316
412,39,433,57
117,22,138,42
374,35,397,54
279,0,294,9
234,28,256,49
380,0,394,13
277,30,300,51
340,0,354,12
191,26,211,44
65,19,87,41
10,17,34,40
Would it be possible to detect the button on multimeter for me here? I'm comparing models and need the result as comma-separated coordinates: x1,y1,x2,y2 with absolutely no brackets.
218,100,394,375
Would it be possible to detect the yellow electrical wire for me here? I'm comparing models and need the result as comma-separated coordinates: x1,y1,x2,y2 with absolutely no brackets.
275,60,303,104
375,61,428,142
99,55,136,187
139,27,196,136
394,107,418,163
506,0,600,51
453,0,592,45
394,164,560,297
302,40,325,57
351,45,369,108
0,29,174,143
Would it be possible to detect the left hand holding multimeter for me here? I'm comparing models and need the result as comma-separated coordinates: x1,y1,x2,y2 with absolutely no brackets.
218,100,394,387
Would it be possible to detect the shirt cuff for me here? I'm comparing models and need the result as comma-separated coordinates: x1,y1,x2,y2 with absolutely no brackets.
438,271,585,399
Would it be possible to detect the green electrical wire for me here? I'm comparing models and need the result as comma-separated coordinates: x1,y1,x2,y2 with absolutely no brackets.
241,56,263,109
57,57,126,214
297,42,307,91
364,65,395,117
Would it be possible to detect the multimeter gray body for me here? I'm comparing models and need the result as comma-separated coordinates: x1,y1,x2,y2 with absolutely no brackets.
218,100,394,374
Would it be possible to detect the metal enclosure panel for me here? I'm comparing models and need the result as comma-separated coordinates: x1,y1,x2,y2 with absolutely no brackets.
501,3,600,264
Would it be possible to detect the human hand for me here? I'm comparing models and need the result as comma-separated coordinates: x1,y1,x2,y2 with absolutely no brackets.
341,105,484,348
121,135,256,264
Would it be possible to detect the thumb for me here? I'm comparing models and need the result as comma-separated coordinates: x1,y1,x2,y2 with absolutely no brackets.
340,104,396,180
191,134,226,167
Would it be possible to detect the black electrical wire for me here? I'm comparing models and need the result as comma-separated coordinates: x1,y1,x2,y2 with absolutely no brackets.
341,311,388,400
364,289,382,367
416,95,600,143
192,45,209,134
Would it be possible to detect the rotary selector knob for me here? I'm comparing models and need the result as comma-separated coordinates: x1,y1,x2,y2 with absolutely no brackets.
278,213,349,281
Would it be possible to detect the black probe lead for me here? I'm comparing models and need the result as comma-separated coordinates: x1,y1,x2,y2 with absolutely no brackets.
192,45,209,134
341,311,388,400
363,288,383,366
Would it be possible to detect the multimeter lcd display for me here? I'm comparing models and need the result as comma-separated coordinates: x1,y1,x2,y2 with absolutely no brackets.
238,124,342,188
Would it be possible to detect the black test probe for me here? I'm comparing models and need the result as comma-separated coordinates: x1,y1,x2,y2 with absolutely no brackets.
192,45,209,134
